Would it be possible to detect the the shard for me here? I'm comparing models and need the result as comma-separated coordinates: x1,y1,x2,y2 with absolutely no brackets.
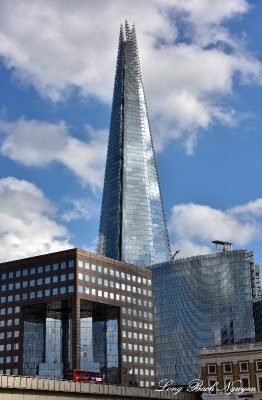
97,22,171,267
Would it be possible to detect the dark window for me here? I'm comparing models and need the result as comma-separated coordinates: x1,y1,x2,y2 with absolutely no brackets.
208,364,216,374
258,377,262,391
224,363,232,372
240,362,248,372
241,378,249,388
209,380,217,394
257,361,262,371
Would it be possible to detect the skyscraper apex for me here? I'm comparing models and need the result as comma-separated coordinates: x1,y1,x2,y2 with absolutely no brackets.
97,23,171,267
121,20,137,40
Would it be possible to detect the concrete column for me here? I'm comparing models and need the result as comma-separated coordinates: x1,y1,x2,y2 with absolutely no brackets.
61,299,71,373
72,297,80,369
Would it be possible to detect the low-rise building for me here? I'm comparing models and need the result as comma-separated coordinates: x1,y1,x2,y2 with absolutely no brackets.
200,342,262,400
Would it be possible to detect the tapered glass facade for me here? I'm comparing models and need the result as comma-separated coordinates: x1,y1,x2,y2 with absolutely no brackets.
97,22,171,267
151,250,257,385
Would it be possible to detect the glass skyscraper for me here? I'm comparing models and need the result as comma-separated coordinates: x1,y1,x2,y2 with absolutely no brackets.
151,249,258,385
95,23,262,389
97,22,171,267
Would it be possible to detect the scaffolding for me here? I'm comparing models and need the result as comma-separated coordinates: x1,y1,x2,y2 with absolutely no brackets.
212,240,232,252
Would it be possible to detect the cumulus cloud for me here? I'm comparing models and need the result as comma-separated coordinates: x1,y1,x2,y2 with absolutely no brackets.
62,198,99,222
0,0,261,152
0,118,107,190
169,200,262,257
0,177,72,262
230,198,262,217
0,119,68,165
177,0,249,22
171,240,211,259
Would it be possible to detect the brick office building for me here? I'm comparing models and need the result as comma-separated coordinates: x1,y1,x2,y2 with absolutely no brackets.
0,248,155,387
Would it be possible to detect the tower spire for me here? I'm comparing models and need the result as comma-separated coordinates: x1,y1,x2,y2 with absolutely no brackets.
97,23,171,267
125,20,131,39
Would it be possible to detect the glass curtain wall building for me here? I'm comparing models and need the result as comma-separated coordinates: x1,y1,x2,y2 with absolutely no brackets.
151,249,258,385
97,22,171,267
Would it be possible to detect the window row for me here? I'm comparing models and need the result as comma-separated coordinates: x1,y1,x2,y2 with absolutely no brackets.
0,355,18,364
1,273,74,291
0,306,20,315
78,274,151,296
0,286,74,303
122,308,153,319
0,331,19,339
0,343,19,351
0,318,19,327
78,261,151,285
122,331,153,342
122,355,154,365
122,343,154,353
0,368,18,375
138,381,155,388
78,286,152,306
1,261,74,281
208,376,259,394
208,360,262,374
122,319,153,330
128,368,155,377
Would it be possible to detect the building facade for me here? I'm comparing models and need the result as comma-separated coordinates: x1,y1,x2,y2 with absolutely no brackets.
151,249,258,385
254,266,262,297
97,21,171,267
253,299,262,341
200,342,262,400
0,249,155,387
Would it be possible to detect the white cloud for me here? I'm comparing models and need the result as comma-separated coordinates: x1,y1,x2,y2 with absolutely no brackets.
169,200,262,258
230,198,262,217
0,177,72,262
62,198,99,222
0,0,261,152
0,119,68,165
171,240,211,258
0,118,107,190
145,43,261,152
0,0,175,102
171,0,250,44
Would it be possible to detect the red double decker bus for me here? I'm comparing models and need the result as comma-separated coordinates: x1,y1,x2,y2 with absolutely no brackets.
64,369,104,383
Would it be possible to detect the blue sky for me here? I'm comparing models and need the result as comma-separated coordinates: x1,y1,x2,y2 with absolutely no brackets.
0,0,262,265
